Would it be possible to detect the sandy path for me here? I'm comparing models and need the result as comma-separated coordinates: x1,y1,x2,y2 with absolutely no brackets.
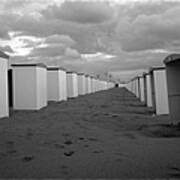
0,88,180,178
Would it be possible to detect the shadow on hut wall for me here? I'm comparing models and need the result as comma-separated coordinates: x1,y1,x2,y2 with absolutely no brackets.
8,69,13,112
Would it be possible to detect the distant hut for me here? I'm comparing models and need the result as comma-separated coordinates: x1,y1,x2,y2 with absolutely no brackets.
0,51,9,118
77,73,86,95
143,73,153,107
149,67,169,115
146,73,153,107
47,67,67,102
67,71,78,98
164,54,180,124
85,75,89,94
87,76,92,94
139,76,145,103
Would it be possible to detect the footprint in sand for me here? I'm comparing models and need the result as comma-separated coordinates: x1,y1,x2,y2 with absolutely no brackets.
54,143,65,149
26,129,34,139
93,113,99,117
7,150,17,154
64,140,73,145
168,166,180,178
88,137,98,142
62,133,70,137
61,165,68,169
0,152,7,158
22,155,34,162
92,150,104,154
84,144,89,148
79,137,85,141
64,151,75,157
6,141,14,145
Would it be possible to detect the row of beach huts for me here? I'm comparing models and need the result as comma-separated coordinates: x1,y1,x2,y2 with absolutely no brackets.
126,54,180,124
0,51,115,119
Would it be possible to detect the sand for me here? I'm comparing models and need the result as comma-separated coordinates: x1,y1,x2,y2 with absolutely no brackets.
0,87,180,178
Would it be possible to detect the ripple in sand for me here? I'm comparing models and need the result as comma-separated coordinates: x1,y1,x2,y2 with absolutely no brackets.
22,155,34,162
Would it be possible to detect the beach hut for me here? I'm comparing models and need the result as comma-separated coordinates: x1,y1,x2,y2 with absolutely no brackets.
164,54,180,124
94,79,98,92
92,77,96,93
67,71,78,98
47,67,67,101
145,73,153,107
0,51,9,118
77,73,86,95
149,67,169,115
62,69,67,101
85,75,91,94
134,77,140,98
12,63,47,110
85,75,88,94
139,76,145,103
88,76,92,93
143,73,148,104
137,77,141,99
90,76,94,93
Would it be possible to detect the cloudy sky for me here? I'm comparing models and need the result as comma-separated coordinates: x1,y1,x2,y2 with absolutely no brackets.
0,0,180,81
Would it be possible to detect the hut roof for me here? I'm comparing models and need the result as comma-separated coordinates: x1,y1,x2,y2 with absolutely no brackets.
66,71,77,74
0,50,9,59
47,67,66,71
149,66,165,73
11,63,46,68
77,72,85,75
164,54,180,64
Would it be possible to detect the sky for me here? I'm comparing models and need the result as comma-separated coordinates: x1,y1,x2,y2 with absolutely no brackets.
0,0,180,82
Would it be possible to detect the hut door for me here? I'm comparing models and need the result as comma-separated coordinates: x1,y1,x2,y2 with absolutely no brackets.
8,69,13,107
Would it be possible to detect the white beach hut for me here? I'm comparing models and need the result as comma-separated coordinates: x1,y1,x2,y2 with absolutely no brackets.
67,71,78,98
85,75,91,94
92,77,96,93
90,76,94,93
137,77,141,99
150,67,169,115
0,51,9,118
164,54,180,124
77,73,86,95
85,75,88,94
134,77,140,98
12,63,47,110
47,67,67,102
62,69,67,101
139,76,145,103
94,79,98,92
143,73,148,105
144,73,153,107
88,76,92,94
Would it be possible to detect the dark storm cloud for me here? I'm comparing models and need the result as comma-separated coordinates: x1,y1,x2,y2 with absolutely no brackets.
1,0,180,81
